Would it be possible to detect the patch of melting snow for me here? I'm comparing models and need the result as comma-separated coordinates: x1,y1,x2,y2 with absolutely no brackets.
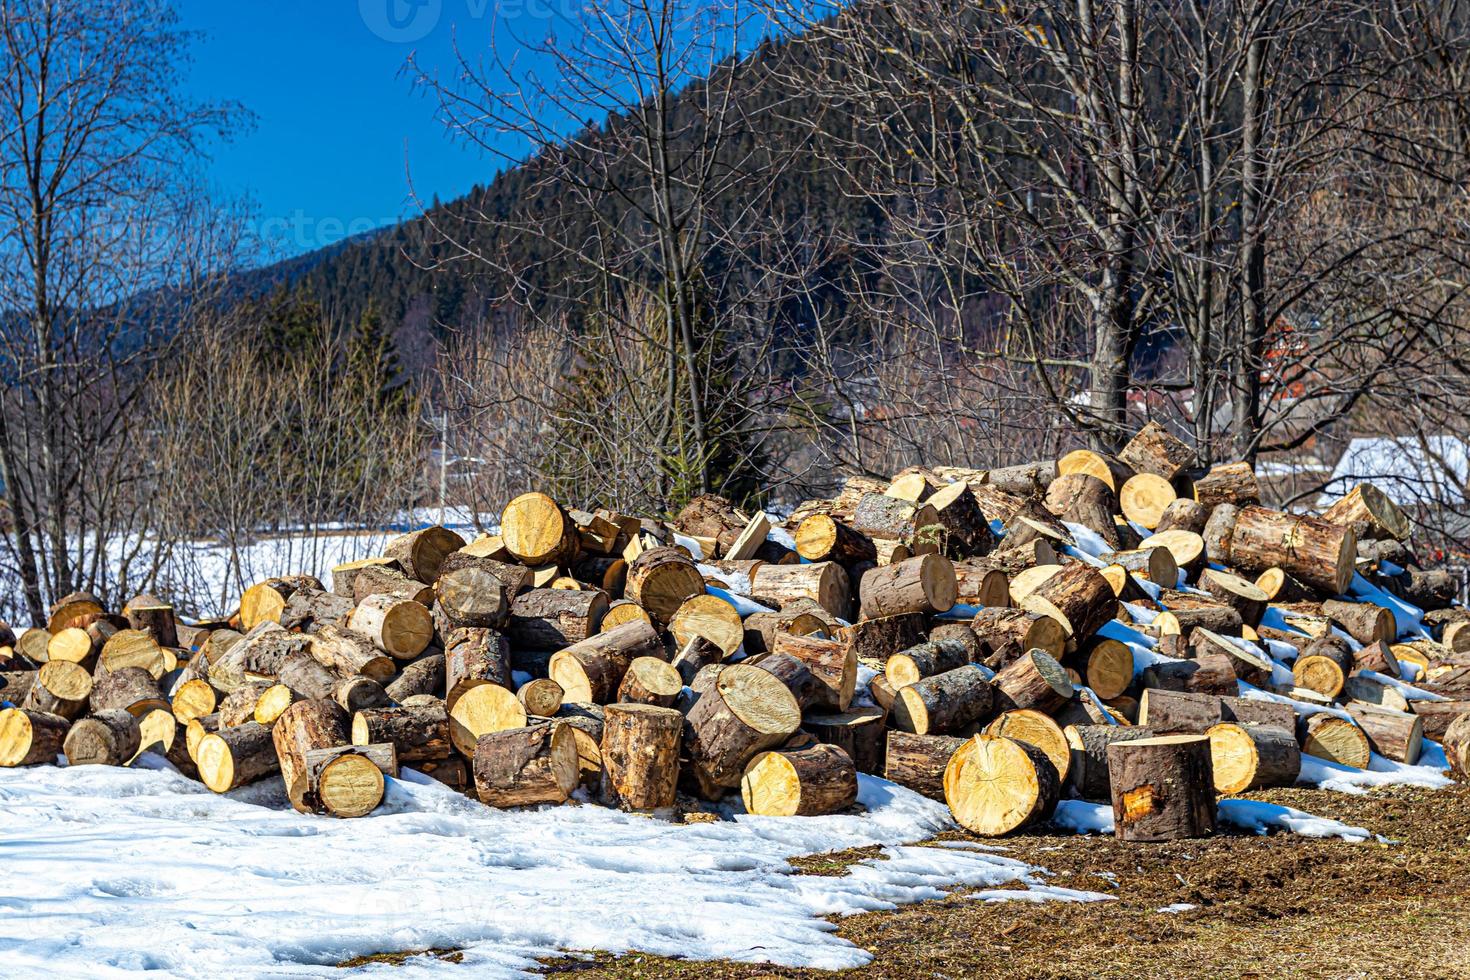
1157,903,1197,914
1053,798,1387,842
0,762,1097,978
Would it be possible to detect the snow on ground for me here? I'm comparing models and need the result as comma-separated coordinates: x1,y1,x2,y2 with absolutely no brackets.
1054,799,1377,841
0,762,1093,979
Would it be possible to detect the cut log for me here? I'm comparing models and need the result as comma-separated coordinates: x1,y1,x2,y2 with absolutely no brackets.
1346,703,1422,764
301,744,393,817
1107,734,1216,841
24,661,94,719
549,621,664,704
851,492,940,544
1063,724,1158,800
351,702,451,762
277,588,354,635
0,708,70,766
1389,568,1457,612
742,743,858,816
1075,637,1135,700
971,608,1066,661
1300,713,1371,768
434,566,510,630
671,635,725,686
1409,699,1470,740
501,493,577,566
616,656,682,707
517,678,564,717
993,649,1074,713
601,599,654,634
217,681,269,728
335,676,389,714
1443,713,1470,776
1323,599,1395,646
384,653,447,704
307,624,396,683
1142,653,1238,697
1154,605,1244,638
330,557,401,597
348,594,434,660
891,665,994,735
509,588,610,650
99,629,167,679
275,648,344,702
1189,462,1260,507
683,663,802,792
625,548,705,624
447,682,526,757
555,703,605,787
63,710,141,767
272,698,351,810
669,594,744,659
858,554,956,619
240,575,322,631
599,703,683,810
1044,473,1120,548
1118,421,1196,481
944,734,1060,836
124,597,178,649
742,609,827,657
1020,562,1115,641
926,481,995,558
1205,722,1301,793
1099,547,1178,586
795,515,877,564
47,591,106,632
1198,569,1269,628
751,562,852,619
1154,498,1209,535
473,722,579,808
802,708,885,775
196,720,279,792
885,638,972,689
883,729,965,799
1119,474,1177,531
384,525,467,585
1321,484,1411,542
772,632,857,711
0,670,36,705
351,566,434,606
985,460,1058,495
1228,506,1355,596
1057,449,1132,492
985,708,1070,783
571,556,627,596
952,560,1010,607
1344,674,1410,713
443,627,511,708
1136,529,1206,577
1201,504,1240,566
749,652,827,712
1292,635,1356,699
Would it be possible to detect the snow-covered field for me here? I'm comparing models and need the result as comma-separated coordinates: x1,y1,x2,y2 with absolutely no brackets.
0,761,1109,978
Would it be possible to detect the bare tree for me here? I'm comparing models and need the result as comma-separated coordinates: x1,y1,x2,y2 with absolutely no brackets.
0,0,240,620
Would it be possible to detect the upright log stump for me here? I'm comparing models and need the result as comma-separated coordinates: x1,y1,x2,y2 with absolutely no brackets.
1107,734,1217,841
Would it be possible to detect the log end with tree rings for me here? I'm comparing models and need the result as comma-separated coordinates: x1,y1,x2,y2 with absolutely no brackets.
943,734,1060,836
1057,449,1130,492
984,708,1070,784
741,743,859,817
448,683,527,757
1136,529,1204,576
600,599,653,633
1300,714,1372,769
627,548,708,624
314,752,386,818
500,492,575,566
669,593,744,658
1081,638,1135,700
0,708,70,767
1205,722,1301,794
1119,473,1177,530
617,656,683,707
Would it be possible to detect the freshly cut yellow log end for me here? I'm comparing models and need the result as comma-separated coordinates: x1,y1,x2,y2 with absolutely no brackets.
669,594,744,658
253,684,297,726
1120,473,1177,530
501,492,571,565
944,734,1054,836
1009,565,1062,604
448,683,526,757
172,678,217,724
1137,529,1204,570
985,708,1070,783
195,733,235,793
1302,716,1371,769
46,627,93,664
1084,638,1135,700
1206,722,1259,794
317,754,386,818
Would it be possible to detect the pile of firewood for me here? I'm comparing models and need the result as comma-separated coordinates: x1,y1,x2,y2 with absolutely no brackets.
4,421,1470,841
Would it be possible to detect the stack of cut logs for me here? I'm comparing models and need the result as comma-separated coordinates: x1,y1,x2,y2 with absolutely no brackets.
3,421,1470,841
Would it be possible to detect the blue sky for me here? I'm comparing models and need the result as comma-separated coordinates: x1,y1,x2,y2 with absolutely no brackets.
179,0,529,259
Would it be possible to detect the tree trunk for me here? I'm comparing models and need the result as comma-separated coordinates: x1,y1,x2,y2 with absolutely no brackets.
599,703,682,810
1108,734,1216,842
473,722,579,807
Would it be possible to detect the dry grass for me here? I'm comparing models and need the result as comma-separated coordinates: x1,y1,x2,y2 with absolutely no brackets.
527,784,1470,979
